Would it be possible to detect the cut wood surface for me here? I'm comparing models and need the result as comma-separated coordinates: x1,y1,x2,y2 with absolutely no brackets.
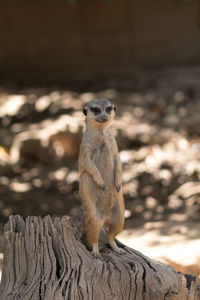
0,211,199,300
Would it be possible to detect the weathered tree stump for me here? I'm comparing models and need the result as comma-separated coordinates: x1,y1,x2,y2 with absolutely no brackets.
0,211,199,300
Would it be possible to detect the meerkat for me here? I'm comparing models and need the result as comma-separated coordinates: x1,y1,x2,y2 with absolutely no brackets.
78,98,125,258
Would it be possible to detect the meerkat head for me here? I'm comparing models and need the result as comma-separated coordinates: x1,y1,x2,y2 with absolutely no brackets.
83,98,116,127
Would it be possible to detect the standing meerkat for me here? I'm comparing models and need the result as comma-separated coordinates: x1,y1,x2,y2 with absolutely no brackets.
79,98,125,258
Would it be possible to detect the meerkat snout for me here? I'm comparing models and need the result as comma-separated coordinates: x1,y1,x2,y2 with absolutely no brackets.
97,114,108,123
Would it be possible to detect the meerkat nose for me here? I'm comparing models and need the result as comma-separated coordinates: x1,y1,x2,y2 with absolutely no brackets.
102,116,108,122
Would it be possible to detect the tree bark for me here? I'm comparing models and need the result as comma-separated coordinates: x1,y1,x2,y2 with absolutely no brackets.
0,211,199,300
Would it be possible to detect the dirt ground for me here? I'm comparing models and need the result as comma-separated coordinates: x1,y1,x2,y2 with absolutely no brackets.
0,65,200,280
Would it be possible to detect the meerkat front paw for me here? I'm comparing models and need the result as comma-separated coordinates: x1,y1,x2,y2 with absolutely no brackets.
94,175,105,191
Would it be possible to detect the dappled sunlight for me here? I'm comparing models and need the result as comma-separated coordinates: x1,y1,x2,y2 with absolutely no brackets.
0,95,26,117
9,114,81,164
1,80,200,224
48,167,69,181
175,182,200,199
9,181,32,193
66,170,79,184
119,131,200,222
35,95,53,112
0,146,10,165
0,67,200,278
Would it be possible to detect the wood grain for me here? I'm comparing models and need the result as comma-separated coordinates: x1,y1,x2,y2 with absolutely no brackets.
0,211,199,300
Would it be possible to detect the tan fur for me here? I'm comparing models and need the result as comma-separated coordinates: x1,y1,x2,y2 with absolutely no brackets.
79,98,125,258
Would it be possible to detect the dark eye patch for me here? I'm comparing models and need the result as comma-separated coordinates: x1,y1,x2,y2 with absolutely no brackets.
90,106,101,114
105,106,113,114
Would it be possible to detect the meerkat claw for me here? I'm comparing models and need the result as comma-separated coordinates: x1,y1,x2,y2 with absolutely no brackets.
99,184,106,191
116,184,121,193
92,251,101,258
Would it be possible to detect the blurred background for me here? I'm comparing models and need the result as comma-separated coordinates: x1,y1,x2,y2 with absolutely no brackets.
0,0,200,280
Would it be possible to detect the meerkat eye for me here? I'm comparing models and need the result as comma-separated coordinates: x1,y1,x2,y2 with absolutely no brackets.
90,107,101,114
105,106,113,114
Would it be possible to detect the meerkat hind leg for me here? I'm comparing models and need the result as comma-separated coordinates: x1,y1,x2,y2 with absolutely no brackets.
107,220,125,255
85,216,103,258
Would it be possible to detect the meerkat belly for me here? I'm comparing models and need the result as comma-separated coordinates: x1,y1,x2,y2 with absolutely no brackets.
92,143,115,188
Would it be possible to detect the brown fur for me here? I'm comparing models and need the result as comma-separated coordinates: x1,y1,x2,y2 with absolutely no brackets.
79,98,125,257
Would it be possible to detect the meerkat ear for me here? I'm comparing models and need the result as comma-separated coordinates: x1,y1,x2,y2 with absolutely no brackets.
83,106,87,115
114,106,116,111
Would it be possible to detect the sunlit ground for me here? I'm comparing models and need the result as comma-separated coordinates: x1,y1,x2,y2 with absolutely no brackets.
118,219,200,281
0,65,200,279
